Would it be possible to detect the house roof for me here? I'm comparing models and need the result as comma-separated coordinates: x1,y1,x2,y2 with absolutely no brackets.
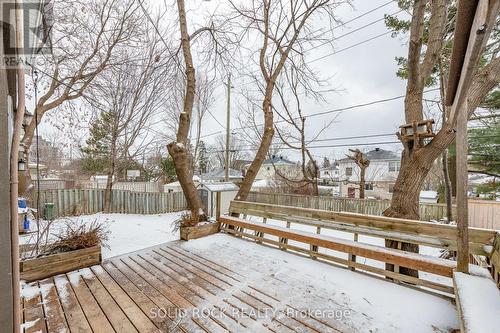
262,156,295,165
420,190,438,199
199,182,239,192
338,148,399,162
201,168,243,180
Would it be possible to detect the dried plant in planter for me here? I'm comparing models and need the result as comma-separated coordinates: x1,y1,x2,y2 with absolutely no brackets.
172,210,204,232
46,219,110,255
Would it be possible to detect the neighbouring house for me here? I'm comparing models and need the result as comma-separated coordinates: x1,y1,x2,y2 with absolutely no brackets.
246,155,297,181
28,135,63,168
319,165,340,185
164,175,201,193
337,148,401,199
201,168,244,183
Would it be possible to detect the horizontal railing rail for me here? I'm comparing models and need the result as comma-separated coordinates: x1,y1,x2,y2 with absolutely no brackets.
225,200,499,294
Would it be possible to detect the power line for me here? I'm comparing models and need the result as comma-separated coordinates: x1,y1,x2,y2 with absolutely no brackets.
200,88,441,138
309,31,393,63
306,0,395,42
213,140,402,153
305,9,403,54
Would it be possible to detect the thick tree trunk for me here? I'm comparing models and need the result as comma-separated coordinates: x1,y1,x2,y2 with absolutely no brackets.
167,142,206,224
312,179,319,196
383,152,430,277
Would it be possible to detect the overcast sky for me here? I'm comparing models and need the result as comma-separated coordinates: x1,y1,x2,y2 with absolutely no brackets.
167,0,431,162
39,0,444,163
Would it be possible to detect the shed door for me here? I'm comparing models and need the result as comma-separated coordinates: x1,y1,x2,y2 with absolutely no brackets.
199,189,209,211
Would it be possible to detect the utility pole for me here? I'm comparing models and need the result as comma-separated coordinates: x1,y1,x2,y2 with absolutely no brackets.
224,74,231,182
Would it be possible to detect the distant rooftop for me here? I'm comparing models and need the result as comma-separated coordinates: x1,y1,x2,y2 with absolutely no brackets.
201,168,243,180
262,155,295,165
338,148,399,162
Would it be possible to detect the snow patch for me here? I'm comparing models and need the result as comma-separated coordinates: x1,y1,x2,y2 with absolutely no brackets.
21,281,51,299
20,319,39,330
454,272,500,333
183,234,459,332
21,211,186,259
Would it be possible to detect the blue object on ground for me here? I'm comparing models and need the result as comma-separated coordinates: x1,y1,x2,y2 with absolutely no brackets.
23,216,30,231
18,198,27,209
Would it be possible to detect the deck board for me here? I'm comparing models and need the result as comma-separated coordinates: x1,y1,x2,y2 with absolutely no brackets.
38,278,69,333
53,274,93,333
22,234,457,332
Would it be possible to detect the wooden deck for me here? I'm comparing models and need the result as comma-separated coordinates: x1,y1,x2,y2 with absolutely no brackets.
21,234,458,333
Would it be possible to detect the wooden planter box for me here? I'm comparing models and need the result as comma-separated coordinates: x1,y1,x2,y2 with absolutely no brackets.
20,246,102,282
180,222,219,241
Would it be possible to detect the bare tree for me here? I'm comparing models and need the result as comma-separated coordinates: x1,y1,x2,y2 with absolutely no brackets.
384,1,499,276
167,0,235,223
84,34,169,212
228,0,347,202
21,0,143,191
272,68,335,196
213,134,251,171
346,149,370,199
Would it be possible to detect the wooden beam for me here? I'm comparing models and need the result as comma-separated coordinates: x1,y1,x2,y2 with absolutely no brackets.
451,0,491,274
229,201,497,246
0,33,14,333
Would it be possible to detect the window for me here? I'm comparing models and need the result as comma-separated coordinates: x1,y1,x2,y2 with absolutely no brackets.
266,166,271,171
389,161,401,172
365,183,373,191
346,167,353,176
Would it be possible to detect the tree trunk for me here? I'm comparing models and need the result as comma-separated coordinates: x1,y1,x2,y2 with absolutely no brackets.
442,149,454,222
235,94,274,201
104,139,117,213
168,0,206,223
167,142,206,224
103,168,114,213
383,152,430,277
359,167,366,199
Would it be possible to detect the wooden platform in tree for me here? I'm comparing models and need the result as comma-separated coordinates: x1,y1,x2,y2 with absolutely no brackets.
21,235,458,332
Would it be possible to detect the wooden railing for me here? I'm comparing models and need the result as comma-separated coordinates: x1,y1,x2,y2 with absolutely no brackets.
223,200,499,295
32,189,187,217
247,191,500,230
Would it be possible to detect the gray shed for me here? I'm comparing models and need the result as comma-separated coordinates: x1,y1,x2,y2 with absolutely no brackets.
198,182,239,218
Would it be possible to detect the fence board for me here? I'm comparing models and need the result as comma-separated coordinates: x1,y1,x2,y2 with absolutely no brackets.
32,189,187,218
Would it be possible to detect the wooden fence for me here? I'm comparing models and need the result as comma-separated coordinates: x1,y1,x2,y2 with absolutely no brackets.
82,181,163,193
247,192,500,230
32,189,187,217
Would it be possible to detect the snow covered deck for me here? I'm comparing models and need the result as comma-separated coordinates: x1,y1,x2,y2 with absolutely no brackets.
21,234,459,332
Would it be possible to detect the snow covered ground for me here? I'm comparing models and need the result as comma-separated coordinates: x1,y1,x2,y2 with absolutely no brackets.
184,234,460,332
20,211,185,259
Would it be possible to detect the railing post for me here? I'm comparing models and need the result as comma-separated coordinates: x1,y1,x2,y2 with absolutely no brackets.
310,226,321,259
